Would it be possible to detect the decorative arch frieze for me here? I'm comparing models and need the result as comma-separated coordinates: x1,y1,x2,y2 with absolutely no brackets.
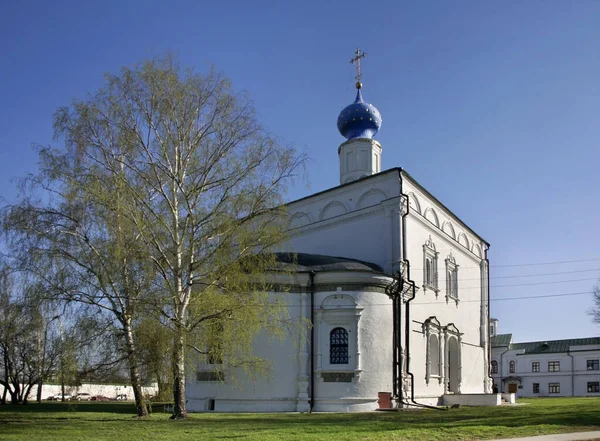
356,188,388,210
288,212,313,229
472,243,482,258
319,201,348,221
424,207,440,227
442,221,456,240
407,192,422,214
457,233,470,249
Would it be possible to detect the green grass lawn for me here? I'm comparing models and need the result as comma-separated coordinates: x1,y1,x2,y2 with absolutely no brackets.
0,397,599,441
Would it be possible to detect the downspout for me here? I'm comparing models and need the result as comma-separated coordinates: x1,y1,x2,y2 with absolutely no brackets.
567,350,574,396
399,170,445,411
486,246,493,389
309,271,316,412
499,347,510,393
390,288,399,404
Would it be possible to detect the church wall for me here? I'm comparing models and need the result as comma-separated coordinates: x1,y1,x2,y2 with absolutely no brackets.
402,176,489,400
312,287,394,411
186,290,306,412
285,171,402,273
186,272,395,413
288,210,390,270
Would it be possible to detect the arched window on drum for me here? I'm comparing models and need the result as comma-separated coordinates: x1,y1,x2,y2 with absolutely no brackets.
330,327,349,364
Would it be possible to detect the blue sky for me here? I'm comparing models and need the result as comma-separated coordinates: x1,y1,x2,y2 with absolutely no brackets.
1,1,599,342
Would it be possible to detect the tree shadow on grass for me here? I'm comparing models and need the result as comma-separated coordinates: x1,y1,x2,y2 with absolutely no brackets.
0,402,139,415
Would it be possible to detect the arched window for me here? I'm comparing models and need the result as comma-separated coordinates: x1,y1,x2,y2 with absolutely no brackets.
423,236,439,293
429,334,440,376
330,327,349,364
509,360,516,374
426,259,432,284
491,360,498,374
445,253,459,303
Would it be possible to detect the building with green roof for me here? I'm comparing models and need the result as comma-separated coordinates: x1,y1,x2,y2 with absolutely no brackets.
490,318,600,397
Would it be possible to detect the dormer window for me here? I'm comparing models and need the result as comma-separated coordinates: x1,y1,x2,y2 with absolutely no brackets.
423,236,439,295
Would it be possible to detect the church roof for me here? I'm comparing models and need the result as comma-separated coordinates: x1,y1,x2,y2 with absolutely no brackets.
511,337,600,354
491,333,513,347
492,333,600,353
270,252,383,273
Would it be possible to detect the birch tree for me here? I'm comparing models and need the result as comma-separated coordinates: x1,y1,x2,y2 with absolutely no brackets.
6,55,303,418
3,130,157,416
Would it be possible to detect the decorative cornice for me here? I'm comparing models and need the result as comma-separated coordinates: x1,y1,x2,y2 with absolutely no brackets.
411,213,483,263
289,203,387,237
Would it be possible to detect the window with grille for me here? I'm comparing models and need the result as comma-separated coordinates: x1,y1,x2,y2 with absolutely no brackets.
587,382,599,393
533,383,539,394
491,360,498,374
587,360,599,371
330,327,349,364
548,361,560,372
532,361,540,372
509,360,515,373
549,383,560,394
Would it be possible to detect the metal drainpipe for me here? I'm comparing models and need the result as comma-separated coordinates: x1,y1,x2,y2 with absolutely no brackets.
399,170,445,411
486,247,493,389
309,271,316,412
499,347,510,393
391,290,399,405
567,350,575,396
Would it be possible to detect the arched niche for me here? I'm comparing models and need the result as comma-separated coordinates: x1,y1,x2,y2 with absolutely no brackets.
407,192,422,214
424,207,440,227
289,212,313,229
458,233,470,249
319,201,348,221
442,221,456,240
472,243,482,258
357,188,387,210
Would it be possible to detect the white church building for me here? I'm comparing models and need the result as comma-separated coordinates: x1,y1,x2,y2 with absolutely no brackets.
187,52,494,412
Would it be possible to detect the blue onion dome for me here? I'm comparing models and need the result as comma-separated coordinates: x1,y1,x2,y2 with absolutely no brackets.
337,88,382,140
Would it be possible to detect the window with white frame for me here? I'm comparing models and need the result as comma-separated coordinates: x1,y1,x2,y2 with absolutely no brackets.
588,382,599,393
315,294,361,378
423,316,442,384
509,360,515,374
548,361,560,372
429,334,440,376
549,383,560,394
587,359,599,371
423,236,439,294
445,253,459,304
491,360,498,374
532,361,540,372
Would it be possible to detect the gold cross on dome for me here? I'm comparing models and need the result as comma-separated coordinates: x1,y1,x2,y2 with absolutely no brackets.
350,48,367,89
